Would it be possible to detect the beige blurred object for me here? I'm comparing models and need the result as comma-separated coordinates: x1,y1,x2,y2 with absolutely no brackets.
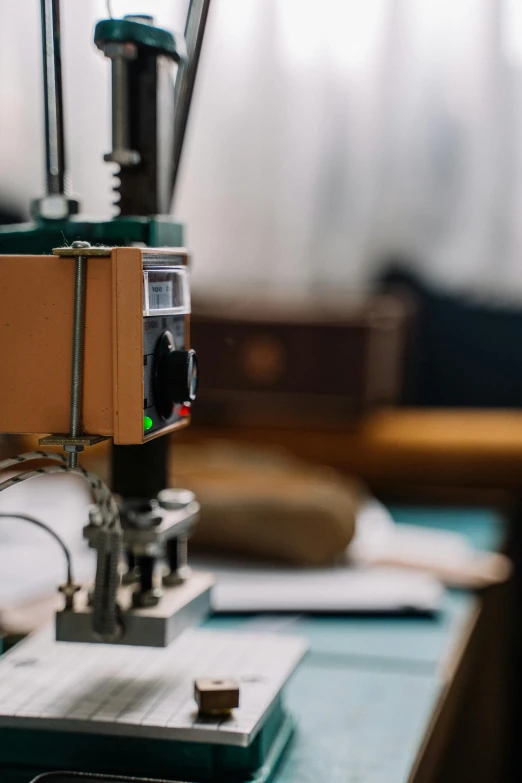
170,441,362,566
362,550,511,590
349,503,512,591
0,593,62,637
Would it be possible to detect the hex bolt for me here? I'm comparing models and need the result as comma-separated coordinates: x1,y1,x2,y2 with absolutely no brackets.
132,555,162,607
158,488,195,586
163,535,192,586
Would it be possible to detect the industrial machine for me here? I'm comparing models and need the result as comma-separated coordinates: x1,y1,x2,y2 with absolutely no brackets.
0,2,305,781
0,0,209,649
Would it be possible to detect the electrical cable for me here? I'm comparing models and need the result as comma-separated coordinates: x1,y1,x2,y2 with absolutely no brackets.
0,451,122,631
0,511,73,584
0,453,120,531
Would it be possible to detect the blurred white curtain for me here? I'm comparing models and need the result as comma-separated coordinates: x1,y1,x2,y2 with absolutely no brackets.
177,0,520,301
0,0,520,301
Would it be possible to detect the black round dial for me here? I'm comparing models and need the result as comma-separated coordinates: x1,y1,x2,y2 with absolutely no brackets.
153,331,199,420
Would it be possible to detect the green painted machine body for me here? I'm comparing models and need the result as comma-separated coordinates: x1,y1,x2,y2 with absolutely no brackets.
0,217,183,256
0,698,293,783
94,17,182,59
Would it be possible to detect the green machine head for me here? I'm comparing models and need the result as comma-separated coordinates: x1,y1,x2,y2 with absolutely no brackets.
0,7,199,254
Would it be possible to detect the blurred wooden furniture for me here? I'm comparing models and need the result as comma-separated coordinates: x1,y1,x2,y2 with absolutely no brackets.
180,408,522,505
190,294,409,428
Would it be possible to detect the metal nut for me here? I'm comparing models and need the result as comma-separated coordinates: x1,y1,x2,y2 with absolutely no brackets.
88,505,103,526
163,564,192,586
102,41,138,60
64,443,84,454
123,499,163,529
104,149,141,166
157,488,196,511
31,195,80,221
132,587,163,608
194,678,240,716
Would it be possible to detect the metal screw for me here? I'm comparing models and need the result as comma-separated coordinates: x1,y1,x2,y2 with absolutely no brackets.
158,489,196,586
163,535,192,586
132,556,162,607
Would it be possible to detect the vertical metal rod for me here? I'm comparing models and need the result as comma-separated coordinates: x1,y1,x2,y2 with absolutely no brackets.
40,0,66,195
70,255,87,437
67,241,90,468
112,55,130,154
103,42,140,167
169,0,212,206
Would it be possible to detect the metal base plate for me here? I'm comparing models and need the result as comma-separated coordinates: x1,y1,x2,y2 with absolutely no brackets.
56,572,214,647
0,626,306,782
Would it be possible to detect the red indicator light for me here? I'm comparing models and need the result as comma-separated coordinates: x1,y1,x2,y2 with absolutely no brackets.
179,404,191,417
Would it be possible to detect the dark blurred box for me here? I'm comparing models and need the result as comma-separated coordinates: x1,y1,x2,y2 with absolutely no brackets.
190,295,409,428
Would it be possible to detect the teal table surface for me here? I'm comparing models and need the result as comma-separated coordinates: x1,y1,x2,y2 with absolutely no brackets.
204,505,506,783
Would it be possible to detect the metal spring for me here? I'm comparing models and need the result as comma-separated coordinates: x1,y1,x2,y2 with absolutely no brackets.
112,168,122,215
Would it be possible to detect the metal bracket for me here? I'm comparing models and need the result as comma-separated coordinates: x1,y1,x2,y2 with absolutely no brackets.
84,497,199,556
56,572,214,647
52,245,112,257
38,434,109,447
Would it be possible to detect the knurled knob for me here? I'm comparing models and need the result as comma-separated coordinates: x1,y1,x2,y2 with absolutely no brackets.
162,348,198,404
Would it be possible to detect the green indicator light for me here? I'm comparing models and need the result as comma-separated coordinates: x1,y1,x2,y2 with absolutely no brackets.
144,416,153,431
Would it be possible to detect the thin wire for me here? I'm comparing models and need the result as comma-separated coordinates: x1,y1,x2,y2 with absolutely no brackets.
0,512,73,584
43,772,194,782
107,0,114,18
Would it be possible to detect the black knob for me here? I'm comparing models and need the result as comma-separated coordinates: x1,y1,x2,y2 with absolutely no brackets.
164,349,199,404
153,331,198,420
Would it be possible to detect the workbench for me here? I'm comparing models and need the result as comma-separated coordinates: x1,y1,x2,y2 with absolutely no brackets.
205,506,510,783
2,506,510,783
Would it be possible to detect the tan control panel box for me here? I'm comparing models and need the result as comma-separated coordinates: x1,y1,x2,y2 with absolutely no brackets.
0,247,196,444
